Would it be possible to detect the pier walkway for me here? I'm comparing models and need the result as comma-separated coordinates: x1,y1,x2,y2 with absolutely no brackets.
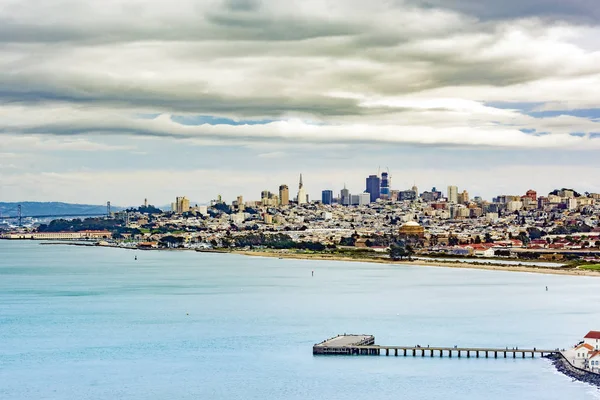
313,334,558,358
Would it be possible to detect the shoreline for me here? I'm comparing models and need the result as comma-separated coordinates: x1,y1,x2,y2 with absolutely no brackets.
231,250,600,277
31,241,600,277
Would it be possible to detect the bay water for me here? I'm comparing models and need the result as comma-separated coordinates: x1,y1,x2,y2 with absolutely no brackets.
1,240,599,399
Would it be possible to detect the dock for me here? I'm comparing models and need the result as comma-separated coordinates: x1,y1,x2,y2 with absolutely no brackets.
313,334,558,358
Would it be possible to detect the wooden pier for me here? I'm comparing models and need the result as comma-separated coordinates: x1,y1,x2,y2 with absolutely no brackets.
313,334,558,358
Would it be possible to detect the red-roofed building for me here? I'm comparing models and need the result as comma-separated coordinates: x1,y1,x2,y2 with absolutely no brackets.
585,331,600,350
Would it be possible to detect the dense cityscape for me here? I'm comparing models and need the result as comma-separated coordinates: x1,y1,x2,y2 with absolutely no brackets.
3,172,600,265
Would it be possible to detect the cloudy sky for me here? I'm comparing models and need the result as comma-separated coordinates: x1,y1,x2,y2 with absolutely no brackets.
1,0,600,206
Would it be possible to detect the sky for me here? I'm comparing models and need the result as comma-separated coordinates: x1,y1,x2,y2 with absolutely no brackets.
1,0,600,206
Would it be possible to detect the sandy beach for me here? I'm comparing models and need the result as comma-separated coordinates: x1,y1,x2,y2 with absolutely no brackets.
34,241,600,277
232,250,600,277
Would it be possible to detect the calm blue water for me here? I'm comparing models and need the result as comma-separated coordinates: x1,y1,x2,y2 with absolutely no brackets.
1,241,599,399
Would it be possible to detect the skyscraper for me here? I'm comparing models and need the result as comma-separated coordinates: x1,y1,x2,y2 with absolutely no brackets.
447,186,458,204
459,190,469,204
340,184,351,206
279,185,289,205
175,196,190,214
380,172,390,200
321,190,333,205
297,174,307,205
366,175,380,203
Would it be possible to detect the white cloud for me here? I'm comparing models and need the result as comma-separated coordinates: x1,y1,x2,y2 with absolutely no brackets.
1,0,600,201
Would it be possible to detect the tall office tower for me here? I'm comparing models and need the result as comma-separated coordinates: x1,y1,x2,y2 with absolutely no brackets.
380,172,390,200
175,196,190,214
340,184,351,206
459,190,469,204
366,174,380,203
321,190,333,205
279,185,289,205
297,174,307,205
261,190,271,206
447,186,458,204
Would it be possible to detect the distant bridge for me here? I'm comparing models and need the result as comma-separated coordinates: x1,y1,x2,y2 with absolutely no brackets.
0,202,113,226
0,212,108,220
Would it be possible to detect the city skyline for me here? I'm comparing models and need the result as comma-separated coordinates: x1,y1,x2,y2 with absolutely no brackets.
151,174,585,209
3,166,599,208
2,0,600,204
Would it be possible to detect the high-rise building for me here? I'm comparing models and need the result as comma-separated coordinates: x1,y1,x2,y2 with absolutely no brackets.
261,191,279,206
380,172,390,200
175,196,190,214
297,174,307,205
340,184,351,206
459,190,469,204
358,192,371,205
447,186,458,204
321,190,333,205
366,175,380,203
279,185,289,206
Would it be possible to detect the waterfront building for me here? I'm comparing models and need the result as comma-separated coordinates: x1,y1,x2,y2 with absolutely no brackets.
321,190,333,205
1,230,112,240
297,174,307,205
366,175,380,202
447,186,458,204
380,172,390,200
279,185,289,206
584,331,600,351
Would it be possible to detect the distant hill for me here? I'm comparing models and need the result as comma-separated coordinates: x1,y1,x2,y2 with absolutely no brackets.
0,202,122,217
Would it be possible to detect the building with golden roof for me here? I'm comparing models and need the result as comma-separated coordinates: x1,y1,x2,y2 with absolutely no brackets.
398,221,425,238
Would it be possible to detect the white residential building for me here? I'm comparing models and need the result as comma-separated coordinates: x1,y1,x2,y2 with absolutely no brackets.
584,331,600,351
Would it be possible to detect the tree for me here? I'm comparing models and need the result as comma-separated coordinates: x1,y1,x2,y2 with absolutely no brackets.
390,243,408,261
160,235,184,248
517,232,530,246
527,227,543,240
405,245,415,260
484,233,494,243
448,235,459,246
474,235,482,244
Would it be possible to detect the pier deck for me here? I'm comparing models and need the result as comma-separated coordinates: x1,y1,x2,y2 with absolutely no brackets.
313,334,558,358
